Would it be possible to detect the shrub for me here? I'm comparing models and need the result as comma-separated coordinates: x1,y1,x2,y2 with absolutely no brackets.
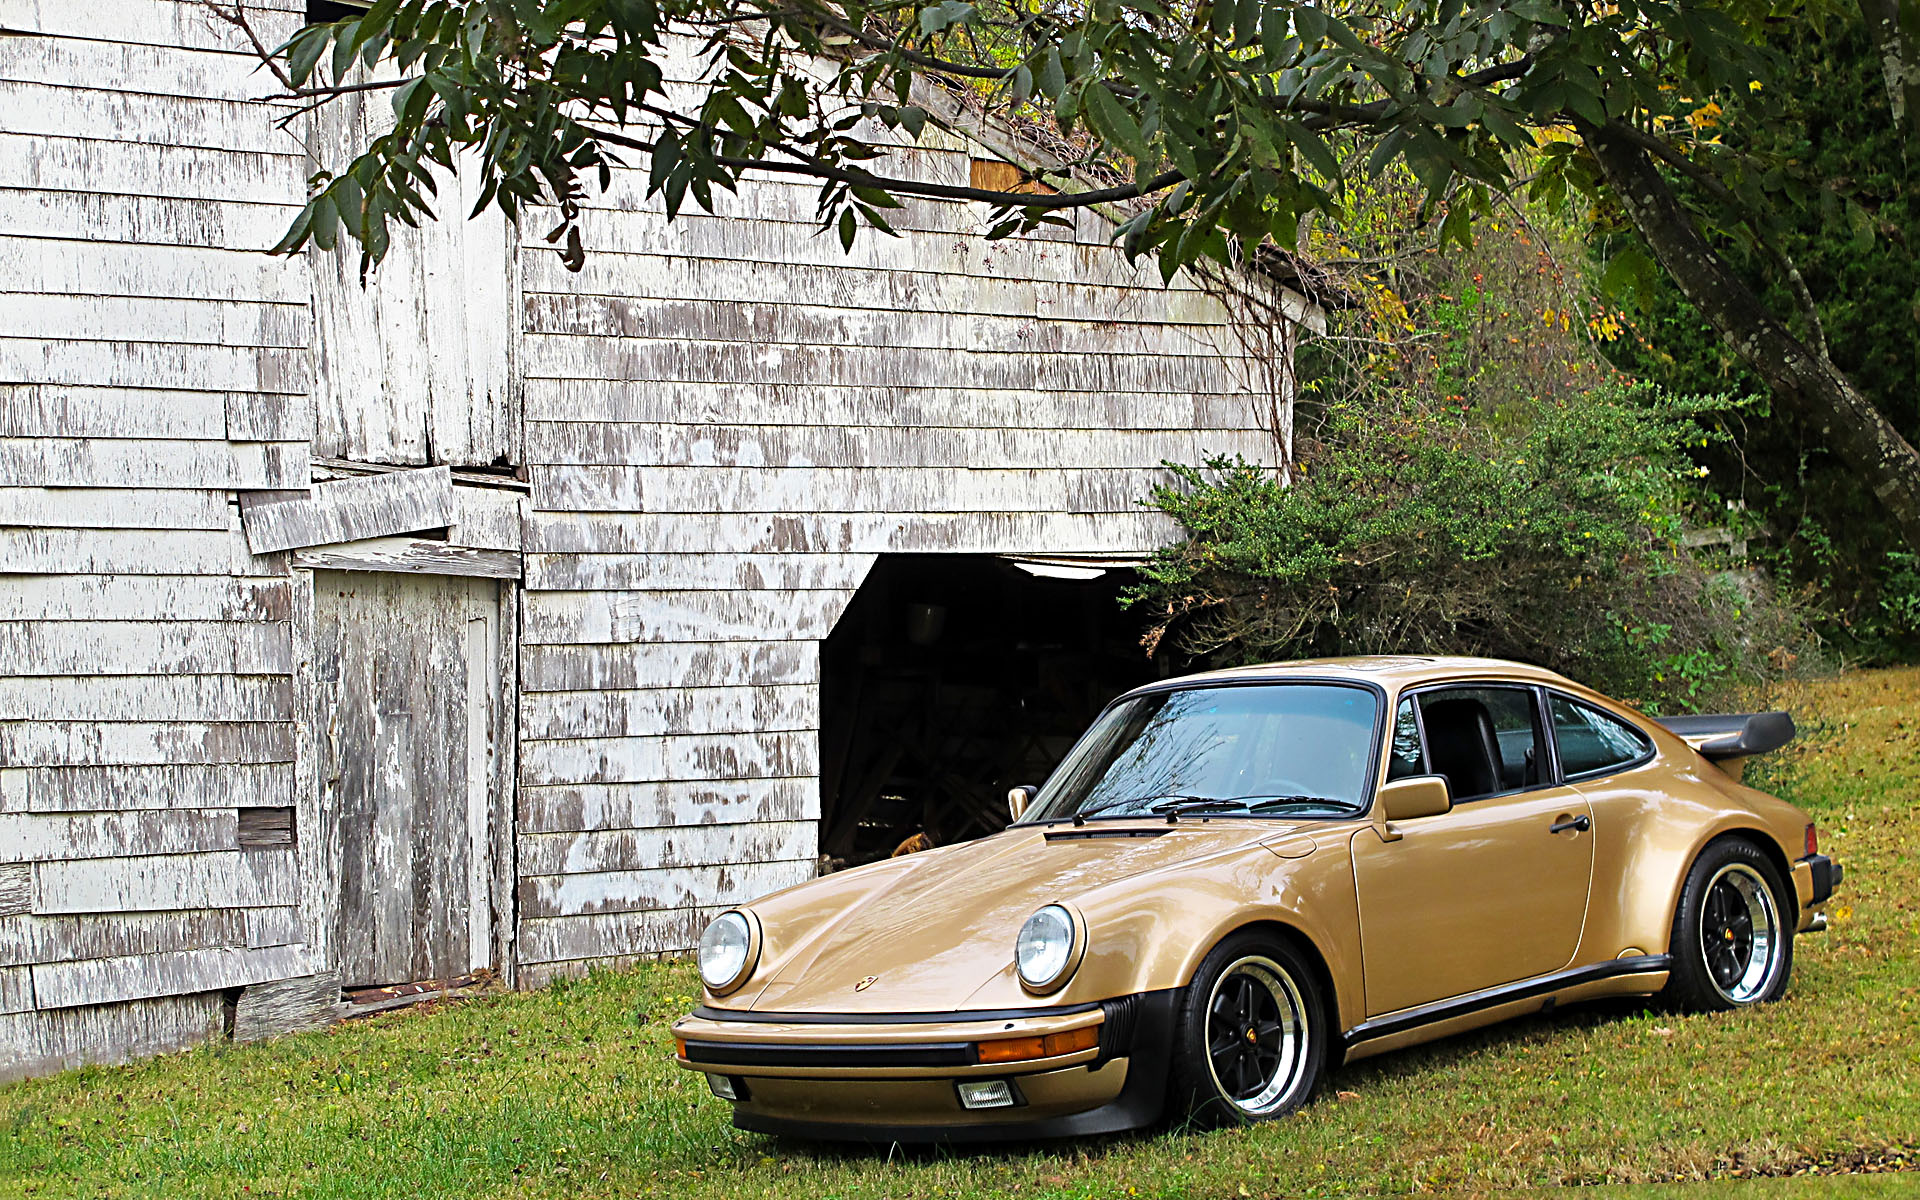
1131,384,1814,713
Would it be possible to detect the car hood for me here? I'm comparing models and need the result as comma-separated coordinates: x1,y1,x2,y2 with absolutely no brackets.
736,820,1311,1015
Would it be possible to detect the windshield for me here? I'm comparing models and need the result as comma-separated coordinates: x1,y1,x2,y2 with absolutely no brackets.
1022,683,1381,823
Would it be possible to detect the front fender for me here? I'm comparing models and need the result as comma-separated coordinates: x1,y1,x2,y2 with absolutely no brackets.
957,836,1364,1034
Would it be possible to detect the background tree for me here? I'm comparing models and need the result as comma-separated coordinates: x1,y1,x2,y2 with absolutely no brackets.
225,0,1920,552
1592,16,1920,660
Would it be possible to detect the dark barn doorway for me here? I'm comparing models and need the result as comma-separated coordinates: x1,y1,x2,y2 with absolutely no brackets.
817,554,1181,868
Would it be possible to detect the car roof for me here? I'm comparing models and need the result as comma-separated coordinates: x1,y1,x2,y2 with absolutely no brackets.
1125,655,1582,696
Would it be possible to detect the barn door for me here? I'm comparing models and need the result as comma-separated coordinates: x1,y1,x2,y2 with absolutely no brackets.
312,571,508,989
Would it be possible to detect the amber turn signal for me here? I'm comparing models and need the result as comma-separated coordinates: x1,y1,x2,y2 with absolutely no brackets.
674,1037,687,1058
976,1023,1100,1064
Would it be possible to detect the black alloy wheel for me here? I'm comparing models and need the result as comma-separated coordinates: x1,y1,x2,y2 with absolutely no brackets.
1663,837,1794,1011
1168,932,1327,1127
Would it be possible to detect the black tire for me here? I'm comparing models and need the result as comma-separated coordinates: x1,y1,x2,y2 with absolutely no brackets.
1166,932,1328,1129
1661,837,1794,1012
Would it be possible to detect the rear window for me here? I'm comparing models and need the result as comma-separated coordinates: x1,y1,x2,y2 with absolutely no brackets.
1550,694,1653,779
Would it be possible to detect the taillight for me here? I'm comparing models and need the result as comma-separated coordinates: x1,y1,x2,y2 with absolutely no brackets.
1805,824,1818,857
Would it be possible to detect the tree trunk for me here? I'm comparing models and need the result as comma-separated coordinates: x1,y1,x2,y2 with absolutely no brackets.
1860,0,1920,133
1581,118,1920,555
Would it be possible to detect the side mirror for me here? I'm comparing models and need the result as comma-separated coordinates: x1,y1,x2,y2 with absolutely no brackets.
1007,785,1038,822
1379,775,1452,822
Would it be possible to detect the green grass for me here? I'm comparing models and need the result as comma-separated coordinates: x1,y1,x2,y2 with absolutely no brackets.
4,668,1918,1199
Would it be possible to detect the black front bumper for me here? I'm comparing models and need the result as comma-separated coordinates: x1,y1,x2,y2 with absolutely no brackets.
730,989,1181,1143
1799,853,1844,905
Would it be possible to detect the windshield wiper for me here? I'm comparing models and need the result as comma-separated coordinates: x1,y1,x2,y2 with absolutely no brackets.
1148,796,1253,819
1242,794,1358,813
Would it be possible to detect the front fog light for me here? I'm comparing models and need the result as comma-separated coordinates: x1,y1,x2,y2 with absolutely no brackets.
707,1075,747,1102
955,1079,1018,1110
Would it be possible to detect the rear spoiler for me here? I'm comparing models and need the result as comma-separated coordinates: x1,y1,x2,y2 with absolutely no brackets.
1654,712,1797,761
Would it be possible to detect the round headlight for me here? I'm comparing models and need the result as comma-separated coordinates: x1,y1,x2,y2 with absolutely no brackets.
698,910,758,994
1015,904,1081,993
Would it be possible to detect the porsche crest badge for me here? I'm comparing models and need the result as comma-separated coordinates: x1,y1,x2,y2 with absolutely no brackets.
854,974,879,992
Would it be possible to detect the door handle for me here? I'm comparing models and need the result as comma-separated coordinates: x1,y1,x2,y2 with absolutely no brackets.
1549,814,1591,834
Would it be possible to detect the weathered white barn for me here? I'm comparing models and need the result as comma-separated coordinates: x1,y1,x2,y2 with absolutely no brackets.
0,0,1316,1078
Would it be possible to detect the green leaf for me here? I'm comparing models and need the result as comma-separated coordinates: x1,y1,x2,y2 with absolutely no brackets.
1038,48,1066,101
1291,128,1340,183
1083,82,1146,159
837,206,857,252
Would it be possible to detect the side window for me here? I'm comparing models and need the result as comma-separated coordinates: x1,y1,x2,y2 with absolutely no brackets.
1416,686,1541,801
1550,695,1652,779
1387,698,1424,780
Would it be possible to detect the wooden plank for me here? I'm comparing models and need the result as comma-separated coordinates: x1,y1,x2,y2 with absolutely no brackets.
0,134,302,206
0,337,310,393
450,486,523,551
520,684,818,741
0,487,230,530
0,576,289,622
0,810,240,863
0,992,223,1084
243,906,301,948
0,865,27,917
313,572,501,988
524,421,1242,467
240,466,456,553
290,538,521,579
517,906,716,966
28,763,293,812
518,777,820,835
521,252,1223,325
308,88,517,468
520,731,817,788
0,294,307,349
525,551,871,593
0,721,294,769
0,190,296,255
1,238,309,304
32,848,297,913
0,770,21,814
523,380,1257,432
289,568,331,976
0,384,233,438
236,806,295,848
521,333,1238,394
517,858,816,920
520,640,817,692
0,620,292,675
0,965,34,1013
31,943,308,1010
523,292,1237,357
0,675,290,722
0,0,304,55
227,389,315,443
524,510,1179,556
0,81,300,157
0,527,281,574
519,820,816,876
528,465,1169,515
0,438,306,489
0,675,289,722
521,589,854,646
0,909,248,969
232,972,342,1043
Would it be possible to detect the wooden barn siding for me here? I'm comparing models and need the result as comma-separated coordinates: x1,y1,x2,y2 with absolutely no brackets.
514,112,1284,973
0,0,316,1074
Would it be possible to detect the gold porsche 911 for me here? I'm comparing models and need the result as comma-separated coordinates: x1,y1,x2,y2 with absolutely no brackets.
672,656,1844,1141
